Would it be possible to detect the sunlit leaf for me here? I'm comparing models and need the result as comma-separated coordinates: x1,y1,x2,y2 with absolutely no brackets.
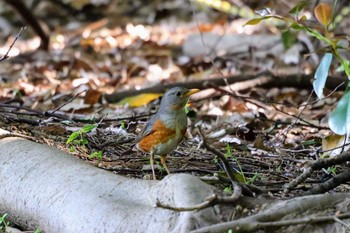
314,3,332,27
329,91,350,135
81,124,97,133
244,15,288,27
299,15,308,21
313,53,332,99
117,93,162,107
244,18,265,26
89,151,103,160
289,0,312,15
322,134,346,157
66,132,79,144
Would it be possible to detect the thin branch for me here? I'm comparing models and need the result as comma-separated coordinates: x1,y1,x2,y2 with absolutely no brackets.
0,27,26,62
50,89,87,113
198,128,261,196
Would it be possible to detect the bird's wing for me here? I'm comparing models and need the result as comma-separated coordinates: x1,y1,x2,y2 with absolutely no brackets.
134,115,157,144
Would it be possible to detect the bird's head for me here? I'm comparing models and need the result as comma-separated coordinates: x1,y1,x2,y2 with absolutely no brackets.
159,87,200,112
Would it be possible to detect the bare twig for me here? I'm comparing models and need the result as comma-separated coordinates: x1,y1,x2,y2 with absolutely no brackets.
271,90,314,145
50,89,87,114
198,128,261,196
0,27,26,62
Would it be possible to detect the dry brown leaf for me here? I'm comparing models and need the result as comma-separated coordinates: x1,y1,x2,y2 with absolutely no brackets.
314,3,332,27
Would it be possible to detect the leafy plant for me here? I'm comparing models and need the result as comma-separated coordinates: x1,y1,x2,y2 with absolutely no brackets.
0,213,9,231
224,185,232,194
225,144,248,184
246,172,263,185
224,143,232,158
327,166,337,175
89,151,103,161
66,124,97,152
245,1,350,135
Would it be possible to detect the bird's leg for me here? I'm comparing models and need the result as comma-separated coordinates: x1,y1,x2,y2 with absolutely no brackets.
160,155,170,175
150,152,156,180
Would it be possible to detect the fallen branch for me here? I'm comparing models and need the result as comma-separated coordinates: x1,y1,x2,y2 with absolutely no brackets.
284,150,350,193
0,103,152,125
192,193,350,233
104,71,346,102
305,167,350,195
0,129,221,232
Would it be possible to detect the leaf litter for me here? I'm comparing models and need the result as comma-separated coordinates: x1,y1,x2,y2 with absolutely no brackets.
0,1,349,197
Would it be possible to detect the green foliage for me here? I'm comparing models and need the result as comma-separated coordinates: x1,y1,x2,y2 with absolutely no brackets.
89,151,103,161
329,91,350,135
246,172,263,185
245,1,350,135
327,166,337,175
224,185,232,194
281,30,297,49
66,124,97,144
120,121,126,130
0,213,9,232
66,124,97,152
224,144,232,158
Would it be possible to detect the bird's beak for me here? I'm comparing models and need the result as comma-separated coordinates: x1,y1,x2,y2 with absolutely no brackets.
184,88,200,97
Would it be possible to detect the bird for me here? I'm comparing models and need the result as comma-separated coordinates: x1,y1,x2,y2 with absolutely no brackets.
136,87,200,180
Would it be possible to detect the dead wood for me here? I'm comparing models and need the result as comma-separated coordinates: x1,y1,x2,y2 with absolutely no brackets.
192,193,350,233
0,129,222,233
285,150,350,193
104,71,346,103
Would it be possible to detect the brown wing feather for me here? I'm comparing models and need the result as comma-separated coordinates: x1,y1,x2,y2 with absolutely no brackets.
136,119,176,153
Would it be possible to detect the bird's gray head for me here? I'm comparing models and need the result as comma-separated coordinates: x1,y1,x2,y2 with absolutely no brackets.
158,87,199,113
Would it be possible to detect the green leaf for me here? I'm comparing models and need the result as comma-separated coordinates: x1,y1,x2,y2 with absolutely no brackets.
66,132,80,144
81,124,97,133
244,15,288,27
81,138,89,145
305,27,331,44
329,91,350,135
89,151,103,160
225,144,232,158
289,0,311,15
244,18,264,26
281,30,297,49
313,53,332,99
290,22,303,30
69,146,75,152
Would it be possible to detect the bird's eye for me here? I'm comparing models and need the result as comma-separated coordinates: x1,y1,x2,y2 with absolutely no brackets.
176,92,181,96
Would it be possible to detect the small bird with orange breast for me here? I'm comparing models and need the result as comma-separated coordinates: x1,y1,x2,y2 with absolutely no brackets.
136,87,200,180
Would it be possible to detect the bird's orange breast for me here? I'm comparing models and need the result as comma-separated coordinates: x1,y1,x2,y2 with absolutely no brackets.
137,119,186,153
